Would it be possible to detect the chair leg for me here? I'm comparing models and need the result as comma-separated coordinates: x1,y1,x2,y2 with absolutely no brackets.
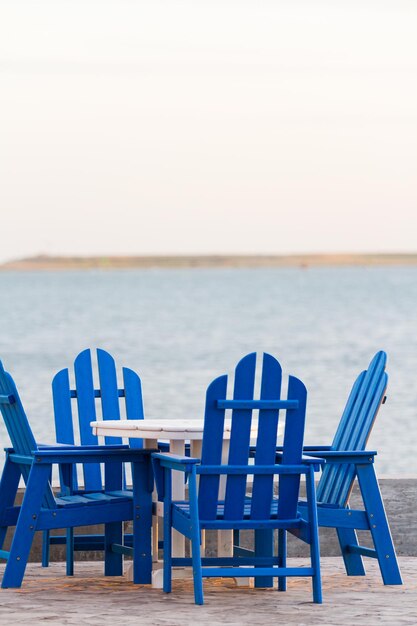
41,530,50,567
233,528,240,555
2,464,50,589
306,467,322,604
254,529,274,588
0,456,21,552
278,529,287,591
190,522,203,605
104,522,123,577
0,527,8,553
302,498,363,576
188,470,203,605
132,459,153,585
104,460,124,577
163,506,172,593
163,471,173,594
66,528,74,576
336,527,366,576
357,464,402,585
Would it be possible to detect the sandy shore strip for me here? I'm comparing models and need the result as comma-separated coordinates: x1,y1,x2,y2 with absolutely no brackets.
0,557,416,625
2,253,417,271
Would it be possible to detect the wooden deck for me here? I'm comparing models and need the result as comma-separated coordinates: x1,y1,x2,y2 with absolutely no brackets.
0,557,415,625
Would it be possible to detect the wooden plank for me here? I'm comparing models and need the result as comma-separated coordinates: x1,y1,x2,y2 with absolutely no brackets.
52,368,78,491
74,349,102,491
278,375,307,520
52,369,75,445
97,349,122,446
123,366,144,448
223,353,256,520
198,374,228,519
250,353,282,520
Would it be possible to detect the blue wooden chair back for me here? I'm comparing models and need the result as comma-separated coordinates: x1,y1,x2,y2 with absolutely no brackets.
52,348,144,492
0,358,154,589
0,360,56,508
198,352,307,522
316,350,387,507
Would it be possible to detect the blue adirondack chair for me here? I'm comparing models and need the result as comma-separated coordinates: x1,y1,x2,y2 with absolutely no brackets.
0,359,154,588
242,350,401,585
42,348,146,573
153,353,323,605
298,350,402,585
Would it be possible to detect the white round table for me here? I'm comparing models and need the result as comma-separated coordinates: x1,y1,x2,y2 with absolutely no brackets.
90,417,258,440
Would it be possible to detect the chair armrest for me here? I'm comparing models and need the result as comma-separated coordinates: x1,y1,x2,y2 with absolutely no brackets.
7,452,33,465
304,450,377,463
300,455,325,469
31,447,155,464
152,453,201,501
37,443,130,450
152,452,200,469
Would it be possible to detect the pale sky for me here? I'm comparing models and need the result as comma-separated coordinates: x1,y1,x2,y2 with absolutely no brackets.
1,0,416,262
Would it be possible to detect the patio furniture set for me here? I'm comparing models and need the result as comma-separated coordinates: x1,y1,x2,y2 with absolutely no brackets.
0,349,402,604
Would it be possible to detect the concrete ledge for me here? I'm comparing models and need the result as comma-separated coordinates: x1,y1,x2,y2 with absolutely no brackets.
3,478,416,562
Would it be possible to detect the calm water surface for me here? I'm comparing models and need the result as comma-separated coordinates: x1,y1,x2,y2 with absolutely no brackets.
0,266,416,475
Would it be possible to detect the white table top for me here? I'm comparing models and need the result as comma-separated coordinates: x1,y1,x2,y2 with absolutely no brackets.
91,418,266,440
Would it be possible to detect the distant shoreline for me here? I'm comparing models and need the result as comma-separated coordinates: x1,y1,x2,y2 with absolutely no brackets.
2,253,417,271
1,253,417,271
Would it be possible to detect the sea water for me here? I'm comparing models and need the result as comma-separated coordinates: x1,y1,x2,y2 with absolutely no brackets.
0,266,416,476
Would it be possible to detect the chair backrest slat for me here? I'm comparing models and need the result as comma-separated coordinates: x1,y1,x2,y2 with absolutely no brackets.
73,350,102,490
123,366,144,448
223,353,256,520
97,349,122,445
317,351,387,506
52,367,79,491
250,353,282,520
74,350,98,446
277,375,307,519
198,374,228,519
53,369,75,445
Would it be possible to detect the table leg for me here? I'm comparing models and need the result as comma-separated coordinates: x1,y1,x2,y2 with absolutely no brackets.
142,439,160,564
169,439,186,558
218,441,233,558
